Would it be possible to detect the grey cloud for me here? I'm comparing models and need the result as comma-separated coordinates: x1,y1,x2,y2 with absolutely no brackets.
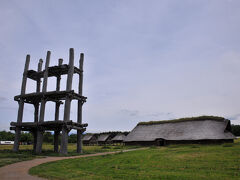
120,109,174,120
144,112,174,118
120,109,139,117
0,106,16,110
0,97,7,102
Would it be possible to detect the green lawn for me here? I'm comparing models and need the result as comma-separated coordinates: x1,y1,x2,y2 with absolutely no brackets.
0,144,135,167
30,139,240,180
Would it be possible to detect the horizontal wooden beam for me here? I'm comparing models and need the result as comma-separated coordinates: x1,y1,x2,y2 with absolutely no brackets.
11,126,86,132
14,90,87,104
11,120,88,128
66,125,86,132
27,64,82,81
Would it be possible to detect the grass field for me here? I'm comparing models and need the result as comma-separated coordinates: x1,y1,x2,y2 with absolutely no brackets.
30,139,240,180
0,144,135,167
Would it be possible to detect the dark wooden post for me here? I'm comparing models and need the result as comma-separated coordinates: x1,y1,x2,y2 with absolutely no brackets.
54,59,63,152
13,55,30,152
33,59,43,152
60,48,74,154
77,53,84,153
36,51,51,154
37,59,43,93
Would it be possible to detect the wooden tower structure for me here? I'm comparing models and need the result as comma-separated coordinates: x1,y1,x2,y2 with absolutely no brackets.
10,48,87,154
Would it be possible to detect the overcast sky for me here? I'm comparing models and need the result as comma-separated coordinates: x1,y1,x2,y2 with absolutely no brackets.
0,0,240,133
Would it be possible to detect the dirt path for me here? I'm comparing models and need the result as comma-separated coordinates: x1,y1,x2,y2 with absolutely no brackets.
0,148,145,180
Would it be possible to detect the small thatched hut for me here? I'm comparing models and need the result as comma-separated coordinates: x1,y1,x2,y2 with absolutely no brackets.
83,134,97,145
111,133,127,144
124,116,235,146
97,134,112,145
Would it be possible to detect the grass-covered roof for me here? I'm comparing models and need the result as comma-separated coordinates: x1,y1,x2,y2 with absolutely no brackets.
137,116,226,126
125,116,234,142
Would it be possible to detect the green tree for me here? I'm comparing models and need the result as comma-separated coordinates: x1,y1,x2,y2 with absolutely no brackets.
43,132,53,143
69,134,77,143
20,132,33,143
232,124,240,136
0,131,15,141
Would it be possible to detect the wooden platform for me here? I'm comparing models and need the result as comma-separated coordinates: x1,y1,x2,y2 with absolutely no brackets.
14,90,87,104
27,64,82,81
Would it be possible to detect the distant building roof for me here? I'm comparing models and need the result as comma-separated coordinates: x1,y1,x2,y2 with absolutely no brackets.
83,134,94,141
98,134,111,142
111,134,126,141
124,116,235,142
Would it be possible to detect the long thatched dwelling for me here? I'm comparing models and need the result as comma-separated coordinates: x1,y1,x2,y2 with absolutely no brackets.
124,116,235,146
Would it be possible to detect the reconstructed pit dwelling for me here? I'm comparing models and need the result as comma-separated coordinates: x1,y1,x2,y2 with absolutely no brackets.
10,48,87,154
124,116,235,146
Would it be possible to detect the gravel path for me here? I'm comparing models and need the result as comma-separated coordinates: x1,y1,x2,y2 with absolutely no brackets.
0,148,145,180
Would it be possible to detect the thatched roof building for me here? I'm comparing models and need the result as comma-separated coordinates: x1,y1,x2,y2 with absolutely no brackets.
111,133,126,144
124,116,235,146
83,134,97,145
97,134,112,145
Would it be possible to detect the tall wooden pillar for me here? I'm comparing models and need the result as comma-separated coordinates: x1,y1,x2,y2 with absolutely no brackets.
60,48,74,154
77,53,84,153
33,59,43,152
54,59,63,152
13,55,30,152
36,51,51,154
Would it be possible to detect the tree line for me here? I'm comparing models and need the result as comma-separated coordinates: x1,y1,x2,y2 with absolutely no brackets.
0,131,78,144
0,131,130,143
231,124,240,137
